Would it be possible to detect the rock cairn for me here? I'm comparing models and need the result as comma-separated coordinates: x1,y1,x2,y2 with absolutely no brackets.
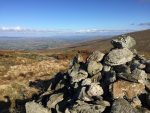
26,35,150,113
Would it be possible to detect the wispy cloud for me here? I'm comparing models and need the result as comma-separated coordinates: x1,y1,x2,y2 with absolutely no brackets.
138,22,150,26
0,26,135,37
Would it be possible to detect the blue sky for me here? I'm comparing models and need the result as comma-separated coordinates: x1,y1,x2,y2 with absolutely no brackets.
0,0,150,36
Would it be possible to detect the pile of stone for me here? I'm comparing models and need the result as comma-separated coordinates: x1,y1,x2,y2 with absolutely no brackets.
25,35,150,113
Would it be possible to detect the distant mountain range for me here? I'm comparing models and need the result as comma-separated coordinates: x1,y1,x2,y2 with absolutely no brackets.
0,35,112,50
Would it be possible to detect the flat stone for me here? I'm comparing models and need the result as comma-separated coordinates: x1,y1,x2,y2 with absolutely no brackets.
111,35,136,49
87,51,104,62
111,98,140,113
105,48,134,66
47,93,64,109
118,69,147,84
87,83,103,97
68,100,107,113
25,101,51,113
110,80,145,99
87,61,103,76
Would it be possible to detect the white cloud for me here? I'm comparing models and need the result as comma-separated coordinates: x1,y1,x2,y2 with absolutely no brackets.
0,26,134,36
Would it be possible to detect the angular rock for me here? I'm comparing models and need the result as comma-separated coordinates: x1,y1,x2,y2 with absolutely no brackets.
105,70,116,83
78,87,93,102
113,64,131,74
103,65,111,72
131,97,142,108
117,69,147,84
69,69,88,83
47,93,64,109
81,78,92,86
111,98,140,113
68,100,107,113
110,80,145,99
105,48,134,66
131,69,147,84
91,72,102,82
87,61,103,76
72,54,84,65
111,35,136,49
87,83,103,97
87,50,104,62
26,101,51,113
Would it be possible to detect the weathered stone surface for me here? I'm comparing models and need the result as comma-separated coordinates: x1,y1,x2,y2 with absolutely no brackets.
110,80,145,99
105,48,134,66
111,98,140,113
103,65,111,72
69,69,88,83
111,35,136,49
81,78,92,86
114,64,131,74
105,70,116,83
68,100,107,113
78,87,93,102
91,72,102,83
131,97,142,108
117,69,147,84
87,61,103,76
87,51,104,62
47,93,64,109
25,101,51,113
87,83,103,97
131,69,147,84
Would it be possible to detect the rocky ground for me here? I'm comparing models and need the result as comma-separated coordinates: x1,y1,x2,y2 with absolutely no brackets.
25,35,150,113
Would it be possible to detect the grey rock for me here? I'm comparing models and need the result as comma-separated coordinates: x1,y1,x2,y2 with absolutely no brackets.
91,72,102,82
138,107,150,113
117,69,147,84
25,101,51,113
87,83,103,97
81,78,92,86
130,60,146,70
71,54,84,65
103,65,111,72
131,69,147,84
78,87,93,102
87,50,104,62
68,100,107,113
47,93,64,109
87,61,103,76
111,98,140,113
69,69,88,83
94,100,110,107
105,70,116,83
114,64,131,74
111,35,136,49
105,48,134,66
